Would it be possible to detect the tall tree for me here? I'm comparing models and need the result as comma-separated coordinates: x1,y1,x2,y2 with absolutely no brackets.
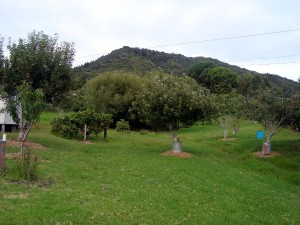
188,61,216,83
200,67,238,94
132,73,213,152
286,77,300,131
237,73,270,97
85,71,142,123
1,30,75,105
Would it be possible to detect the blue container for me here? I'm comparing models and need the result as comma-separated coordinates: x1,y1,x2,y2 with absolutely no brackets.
256,131,264,139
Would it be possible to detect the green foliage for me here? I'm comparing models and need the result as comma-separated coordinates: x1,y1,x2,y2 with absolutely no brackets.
51,115,81,139
4,82,46,125
263,73,298,96
200,67,238,94
214,91,245,139
73,46,250,80
51,110,113,140
73,46,297,95
132,73,213,131
116,119,131,133
85,72,142,122
0,35,4,81
215,91,245,118
4,82,47,146
285,91,300,131
16,147,39,181
188,61,216,81
2,30,75,105
237,73,271,97
245,88,296,142
57,88,86,112
18,82,47,124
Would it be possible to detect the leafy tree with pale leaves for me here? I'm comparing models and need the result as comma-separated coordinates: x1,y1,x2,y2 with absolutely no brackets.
132,73,213,144
245,88,298,152
215,91,245,140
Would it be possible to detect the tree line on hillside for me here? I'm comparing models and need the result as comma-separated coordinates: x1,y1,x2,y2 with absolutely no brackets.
73,46,299,95
0,31,299,154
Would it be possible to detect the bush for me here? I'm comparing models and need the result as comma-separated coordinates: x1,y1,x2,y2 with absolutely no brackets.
16,147,39,181
51,110,112,140
116,119,131,133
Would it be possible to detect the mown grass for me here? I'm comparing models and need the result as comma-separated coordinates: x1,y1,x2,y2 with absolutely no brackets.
0,112,299,224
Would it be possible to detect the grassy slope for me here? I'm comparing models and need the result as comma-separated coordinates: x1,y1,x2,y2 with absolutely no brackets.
0,113,299,225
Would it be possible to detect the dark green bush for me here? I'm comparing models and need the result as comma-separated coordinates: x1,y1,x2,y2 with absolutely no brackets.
116,119,131,133
51,110,112,140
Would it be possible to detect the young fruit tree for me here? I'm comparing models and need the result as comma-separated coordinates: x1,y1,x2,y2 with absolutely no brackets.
132,73,214,153
215,91,245,140
246,88,298,154
5,82,46,152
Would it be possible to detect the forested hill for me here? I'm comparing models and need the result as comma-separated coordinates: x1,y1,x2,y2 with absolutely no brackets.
73,46,298,93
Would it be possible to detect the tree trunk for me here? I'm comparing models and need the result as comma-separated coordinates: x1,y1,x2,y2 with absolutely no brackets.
104,128,107,140
83,124,87,141
223,117,228,140
18,122,33,154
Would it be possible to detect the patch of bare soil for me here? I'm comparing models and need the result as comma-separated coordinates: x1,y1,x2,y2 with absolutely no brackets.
6,140,47,150
160,151,194,158
219,138,238,141
5,153,22,160
253,151,280,158
5,193,29,199
82,140,93,144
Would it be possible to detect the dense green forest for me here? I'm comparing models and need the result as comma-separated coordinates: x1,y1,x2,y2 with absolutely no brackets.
73,46,298,94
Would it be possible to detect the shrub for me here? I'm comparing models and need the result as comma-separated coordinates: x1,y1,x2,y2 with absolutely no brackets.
16,147,39,181
51,110,112,140
116,119,131,133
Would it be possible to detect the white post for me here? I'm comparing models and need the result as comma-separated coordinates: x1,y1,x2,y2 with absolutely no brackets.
83,124,87,141
2,134,6,142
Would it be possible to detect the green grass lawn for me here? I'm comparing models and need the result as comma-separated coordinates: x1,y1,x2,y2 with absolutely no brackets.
1,112,300,225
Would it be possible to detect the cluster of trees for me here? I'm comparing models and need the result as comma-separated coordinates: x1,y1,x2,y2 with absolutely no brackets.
188,61,300,150
0,31,75,150
1,31,299,154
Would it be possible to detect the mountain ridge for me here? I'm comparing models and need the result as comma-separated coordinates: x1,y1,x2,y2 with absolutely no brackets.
73,46,298,94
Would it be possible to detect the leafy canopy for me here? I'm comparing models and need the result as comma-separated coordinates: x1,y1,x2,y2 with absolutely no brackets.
2,30,75,105
51,110,113,140
85,71,142,122
132,73,213,131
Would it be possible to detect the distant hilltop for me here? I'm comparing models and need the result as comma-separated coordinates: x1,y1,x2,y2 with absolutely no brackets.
73,46,298,95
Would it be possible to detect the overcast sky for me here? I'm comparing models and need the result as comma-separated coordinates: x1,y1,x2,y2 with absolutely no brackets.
1,0,300,81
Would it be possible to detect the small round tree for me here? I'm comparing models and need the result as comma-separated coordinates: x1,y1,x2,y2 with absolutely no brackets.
133,73,214,152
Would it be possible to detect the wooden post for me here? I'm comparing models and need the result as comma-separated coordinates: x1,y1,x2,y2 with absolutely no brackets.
83,124,87,141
